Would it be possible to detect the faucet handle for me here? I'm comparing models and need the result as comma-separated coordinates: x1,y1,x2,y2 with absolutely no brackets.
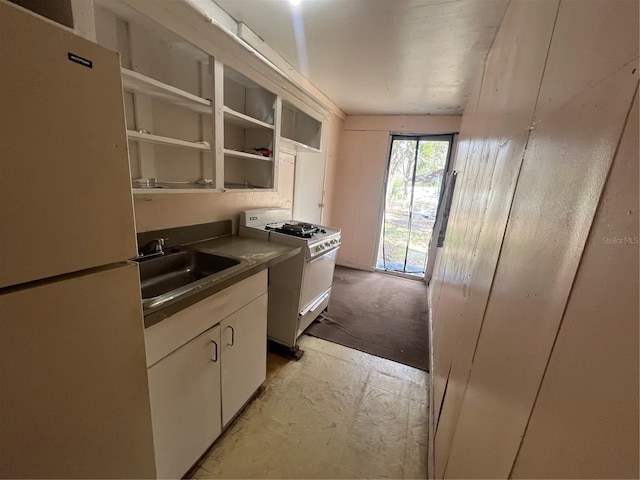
153,237,166,253
139,237,168,257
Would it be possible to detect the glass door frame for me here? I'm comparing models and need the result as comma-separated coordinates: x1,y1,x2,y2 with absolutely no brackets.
374,133,455,280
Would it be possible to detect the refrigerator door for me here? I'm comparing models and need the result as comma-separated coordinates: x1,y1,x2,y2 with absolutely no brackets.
0,3,137,288
0,262,156,479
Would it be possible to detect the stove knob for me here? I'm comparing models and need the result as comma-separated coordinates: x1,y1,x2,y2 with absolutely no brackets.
315,246,322,252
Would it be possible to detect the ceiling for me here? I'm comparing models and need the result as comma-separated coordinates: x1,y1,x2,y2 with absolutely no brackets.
213,0,509,115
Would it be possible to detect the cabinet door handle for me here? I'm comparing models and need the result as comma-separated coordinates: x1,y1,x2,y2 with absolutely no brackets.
210,340,218,362
227,326,235,346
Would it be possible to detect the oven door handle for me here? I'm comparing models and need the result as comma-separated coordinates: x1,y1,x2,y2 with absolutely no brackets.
308,245,340,263
299,290,331,317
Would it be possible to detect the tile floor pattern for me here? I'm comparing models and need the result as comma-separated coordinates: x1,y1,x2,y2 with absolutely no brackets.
191,335,429,479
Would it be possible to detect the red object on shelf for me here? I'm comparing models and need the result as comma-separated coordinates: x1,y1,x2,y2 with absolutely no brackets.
251,148,272,157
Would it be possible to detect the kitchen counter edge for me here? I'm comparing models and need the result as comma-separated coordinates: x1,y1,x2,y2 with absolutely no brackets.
142,236,301,328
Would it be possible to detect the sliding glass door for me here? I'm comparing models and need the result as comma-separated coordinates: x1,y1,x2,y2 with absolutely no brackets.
376,135,453,277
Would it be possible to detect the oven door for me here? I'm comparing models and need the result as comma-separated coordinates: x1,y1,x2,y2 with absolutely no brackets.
299,247,338,315
298,288,331,338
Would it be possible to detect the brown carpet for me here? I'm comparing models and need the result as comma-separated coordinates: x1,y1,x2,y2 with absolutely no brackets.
306,266,430,371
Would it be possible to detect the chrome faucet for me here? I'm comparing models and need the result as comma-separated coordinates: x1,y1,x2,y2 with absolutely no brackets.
139,238,167,257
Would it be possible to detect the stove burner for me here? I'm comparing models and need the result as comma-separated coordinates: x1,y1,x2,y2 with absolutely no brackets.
266,222,320,238
295,223,316,230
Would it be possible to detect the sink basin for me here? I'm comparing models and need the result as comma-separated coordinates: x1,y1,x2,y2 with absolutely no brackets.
138,250,241,306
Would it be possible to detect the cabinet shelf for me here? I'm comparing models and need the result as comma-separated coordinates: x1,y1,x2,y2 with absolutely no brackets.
133,188,218,194
128,130,211,151
121,68,212,115
280,137,321,153
223,106,274,130
223,183,272,191
223,149,273,162
132,181,219,194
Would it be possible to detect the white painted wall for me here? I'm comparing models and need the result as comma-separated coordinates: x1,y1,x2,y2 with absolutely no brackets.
511,90,639,479
429,0,639,477
326,115,461,270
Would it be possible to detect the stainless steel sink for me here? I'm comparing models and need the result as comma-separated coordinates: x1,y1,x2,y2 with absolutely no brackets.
137,250,242,308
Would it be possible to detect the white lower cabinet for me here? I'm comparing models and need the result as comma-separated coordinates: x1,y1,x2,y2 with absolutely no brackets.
221,293,268,426
145,271,268,479
148,325,222,480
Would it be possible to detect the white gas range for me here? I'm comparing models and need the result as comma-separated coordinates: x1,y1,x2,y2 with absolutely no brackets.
240,208,341,357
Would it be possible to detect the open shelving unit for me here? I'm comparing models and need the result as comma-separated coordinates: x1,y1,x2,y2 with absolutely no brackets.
221,66,279,191
110,18,219,194
281,101,322,152
94,5,323,195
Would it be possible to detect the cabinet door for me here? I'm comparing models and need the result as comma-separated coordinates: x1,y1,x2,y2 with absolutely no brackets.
221,293,268,426
147,325,222,479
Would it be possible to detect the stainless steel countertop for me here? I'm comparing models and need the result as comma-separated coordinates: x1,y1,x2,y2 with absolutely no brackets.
142,235,301,328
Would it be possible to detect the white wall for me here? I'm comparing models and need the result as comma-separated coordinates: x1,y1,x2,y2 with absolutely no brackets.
511,90,639,479
326,115,460,270
429,0,639,477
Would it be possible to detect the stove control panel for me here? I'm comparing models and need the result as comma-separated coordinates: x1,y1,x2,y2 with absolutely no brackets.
309,235,341,258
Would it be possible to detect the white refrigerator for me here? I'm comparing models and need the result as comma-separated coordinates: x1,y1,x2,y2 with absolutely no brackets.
0,3,156,478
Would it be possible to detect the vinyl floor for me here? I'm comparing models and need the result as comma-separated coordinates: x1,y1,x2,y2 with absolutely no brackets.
190,335,429,479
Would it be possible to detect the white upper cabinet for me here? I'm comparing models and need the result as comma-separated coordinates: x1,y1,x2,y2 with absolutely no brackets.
221,66,280,190
95,6,217,192
93,4,292,194
281,101,323,152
